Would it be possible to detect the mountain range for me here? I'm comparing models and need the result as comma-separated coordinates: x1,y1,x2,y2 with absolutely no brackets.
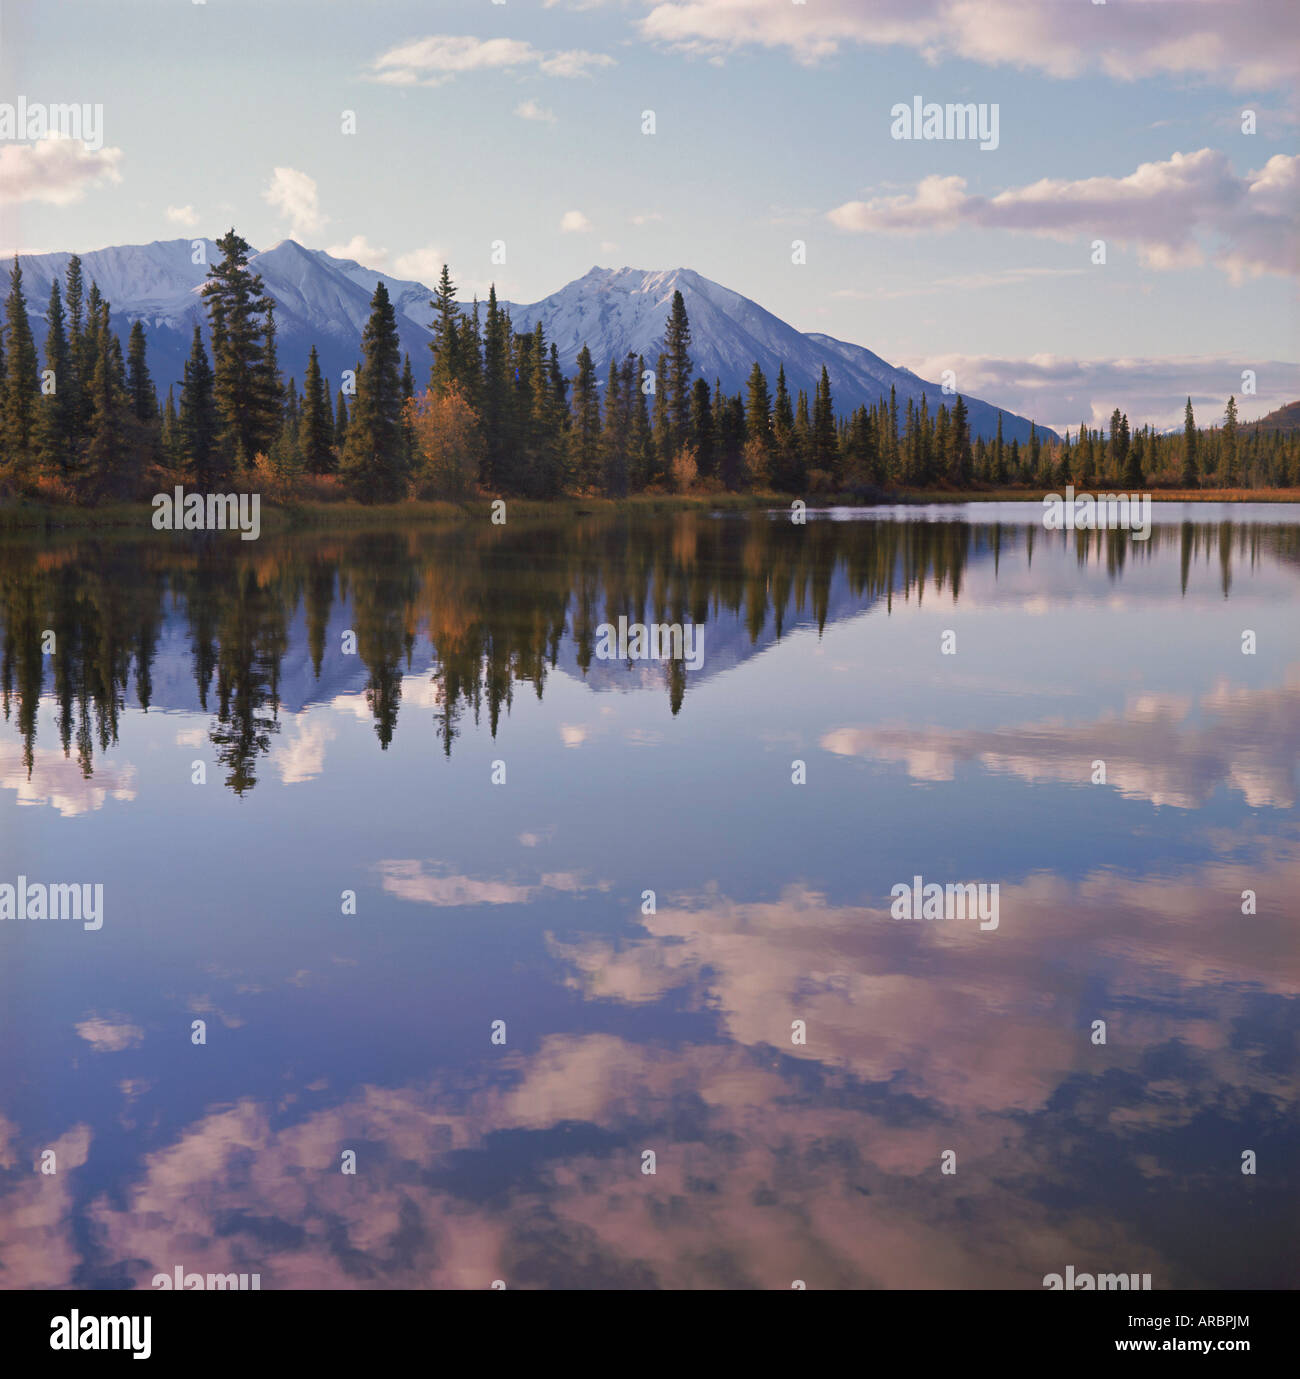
11,238,1052,443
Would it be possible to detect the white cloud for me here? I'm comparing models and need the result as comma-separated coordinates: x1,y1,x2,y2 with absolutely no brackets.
828,150,1300,282
377,859,608,907
75,1016,143,1053
560,209,592,233
263,166,326,239
0,740,136,816
165,203,200,228
326,234,389,267
628,211,663,226
638,0,1300,90
368,35,613,86
0,138,122,206
393,246,446,282
833,267,1086,301
890,352,1300,435
515,98,557,124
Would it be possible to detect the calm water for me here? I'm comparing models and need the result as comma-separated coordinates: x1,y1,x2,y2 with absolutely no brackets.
1,507,1297,1290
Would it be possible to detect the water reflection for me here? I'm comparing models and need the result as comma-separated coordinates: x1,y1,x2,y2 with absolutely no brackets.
0,510,1297,1290
4,516,1298,793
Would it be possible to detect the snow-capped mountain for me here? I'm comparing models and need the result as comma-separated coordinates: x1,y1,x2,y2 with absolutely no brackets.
11,239,1051,441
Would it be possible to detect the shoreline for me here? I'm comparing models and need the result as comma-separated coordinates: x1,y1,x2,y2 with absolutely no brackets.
3,487,1299,534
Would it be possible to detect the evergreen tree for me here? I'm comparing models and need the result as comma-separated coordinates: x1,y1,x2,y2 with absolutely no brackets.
629,355,654,491
161,385,182,469
341,281,407,501
771,365,799,490
1181,396,1198,487
62,255,89,450
601,356,628,496
299,345,334,474
690,375,714,479
458,299,484,414
2,257,39,471
179,325,218,485
651,351,670,485
400,351,417,472
480,287,511,490
568,343,601,491
429,264,461,396
126,320,157,422
1124,426,1145,488
1222,395,1238,485
35,277,73,474
662,289,693,453
202,229,279,472
745,363,772,454
811,365,837,478
334,388,350,455
84,308,131,497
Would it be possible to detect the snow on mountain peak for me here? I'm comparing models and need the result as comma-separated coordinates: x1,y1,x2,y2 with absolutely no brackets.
11,237,1050,441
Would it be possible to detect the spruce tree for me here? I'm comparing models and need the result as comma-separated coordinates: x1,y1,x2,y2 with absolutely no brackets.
341,281,407,501
299,346,334,474
334,388,349,454
746,363,772,454
161,385,181,469
771,365,797,490
35,277,72,474
662,288,693,453
812,365,837,478
429,265,460,396
629,355,653,491
1124,426,1145,488
950,395,972,486
1181,396,1198,487
201,229,279,472
458,298,484,414
601,356,627,496
62,256,89,449
2,257,39,471
651,351,670,484
126,320,156,421
568,343,601,491
1222,395,1238,485
179,325,218,485
400,351,417,472
481,287,511,490
84,310,130,498
690,375,714,479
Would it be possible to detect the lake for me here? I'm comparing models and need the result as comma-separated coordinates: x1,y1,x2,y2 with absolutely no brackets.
1,504,1297,1289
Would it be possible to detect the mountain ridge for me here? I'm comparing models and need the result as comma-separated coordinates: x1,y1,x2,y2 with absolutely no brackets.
10,238,1054,442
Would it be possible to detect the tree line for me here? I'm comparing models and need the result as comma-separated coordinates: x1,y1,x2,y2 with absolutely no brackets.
1,229,1296,504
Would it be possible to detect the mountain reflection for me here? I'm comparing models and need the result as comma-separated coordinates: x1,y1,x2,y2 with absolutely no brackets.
4,516,1297,794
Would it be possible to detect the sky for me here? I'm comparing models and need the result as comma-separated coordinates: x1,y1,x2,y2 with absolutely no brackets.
0,0,1297,432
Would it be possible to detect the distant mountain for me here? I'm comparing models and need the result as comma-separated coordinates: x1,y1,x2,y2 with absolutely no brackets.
13,239,1053,442
1248,400,1300,433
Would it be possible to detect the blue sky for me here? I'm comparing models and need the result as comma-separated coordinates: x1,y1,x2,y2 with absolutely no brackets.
1,0,1296,430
